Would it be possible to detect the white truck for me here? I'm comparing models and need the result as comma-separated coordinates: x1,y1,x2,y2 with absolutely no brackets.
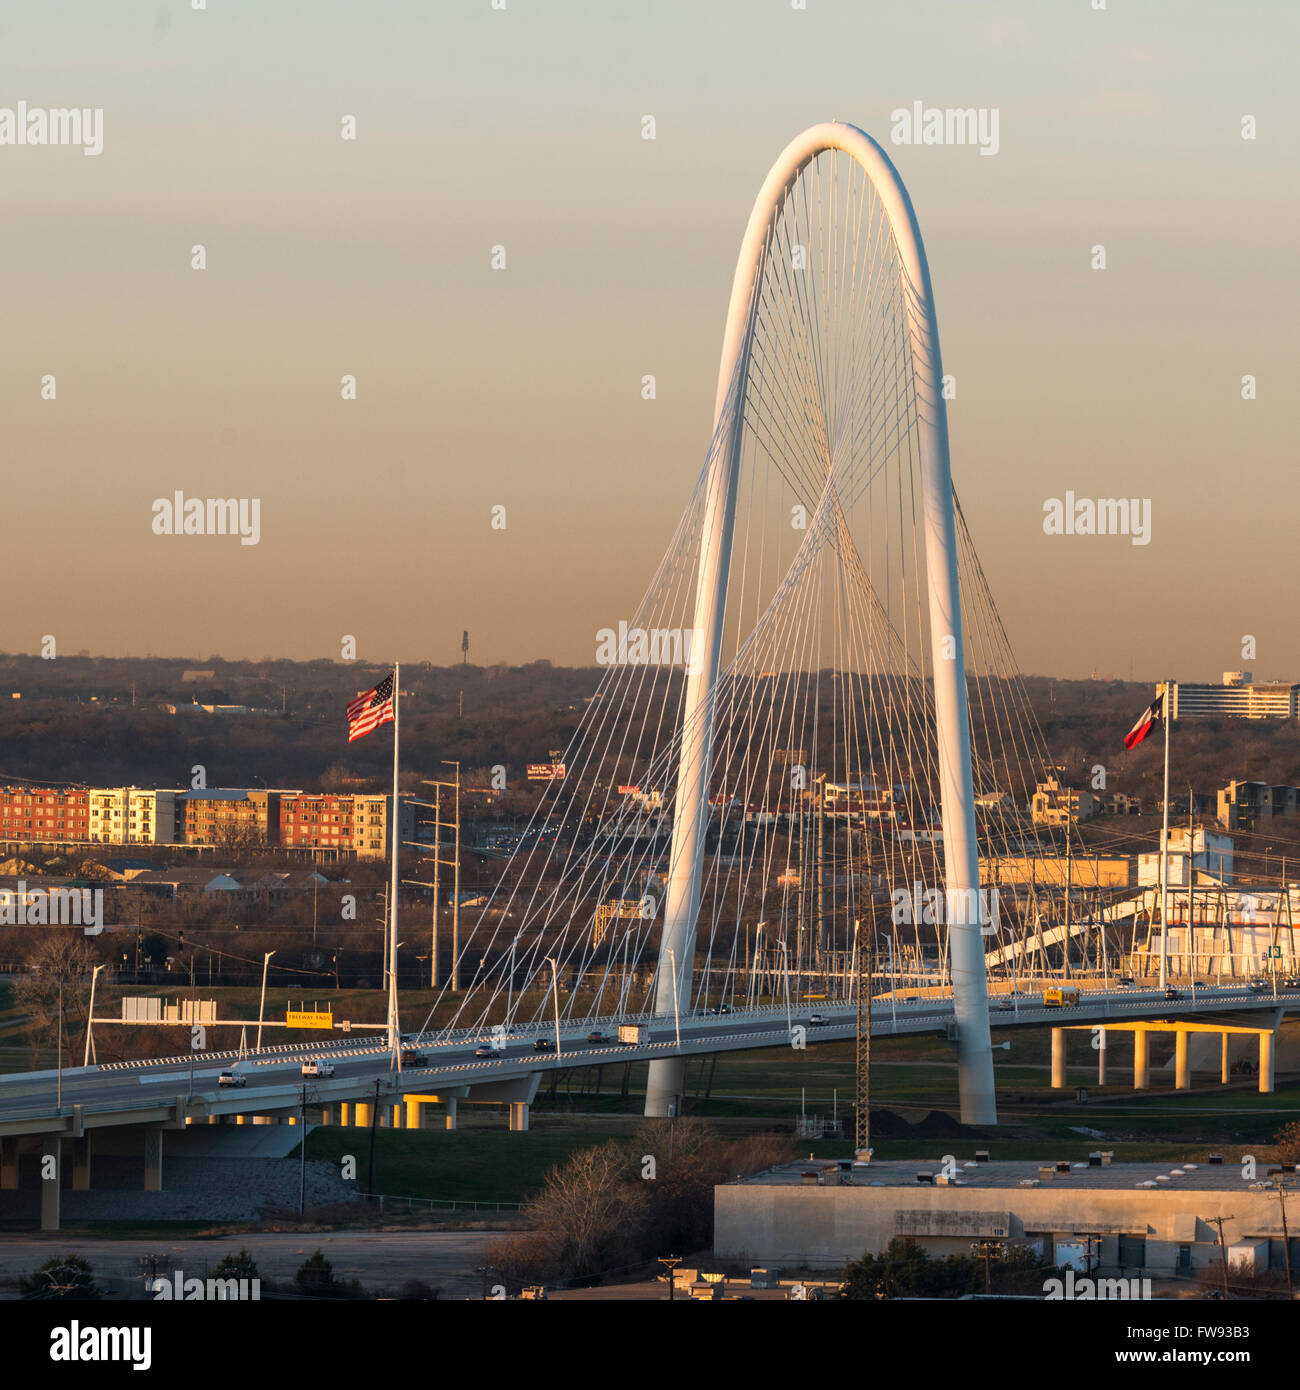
301,1059,336,1078
617,1024,648,1046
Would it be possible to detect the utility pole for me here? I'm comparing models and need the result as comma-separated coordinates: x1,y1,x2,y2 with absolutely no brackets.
1207,1213,1234,1298
431,790,440,988
421,765,461,989
1159,680,1172,992
855,920,872,1162
970,1240,1001,1295
366,1077,381,1195
1188,789,1196,980
1063,826,1072,980
448,761,460,989
298,1084,308,1216
1272,1175,1293,1298
658,1254,682,1302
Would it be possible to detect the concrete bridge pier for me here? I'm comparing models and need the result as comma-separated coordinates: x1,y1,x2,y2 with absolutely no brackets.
1221,1033,1230,1086
646,1056,685,1119
1175,1031,1190,1090
0,1136,17,1190
41,1137,61,1232
143,1128,163,1192
1050,1029,1066,1089
1134,1031,1150,1090
71,1136,92,1190
1259,1028,1275,1094
508,1102,529,1132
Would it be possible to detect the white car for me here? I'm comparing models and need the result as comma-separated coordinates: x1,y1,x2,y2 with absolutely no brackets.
301,1060,335,1077
217,1070,246,1088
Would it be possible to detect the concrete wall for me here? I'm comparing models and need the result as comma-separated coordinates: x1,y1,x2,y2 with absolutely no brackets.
714,1182,1287,1274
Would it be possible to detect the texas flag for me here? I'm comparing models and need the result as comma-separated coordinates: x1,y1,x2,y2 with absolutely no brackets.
1123,687,1165,750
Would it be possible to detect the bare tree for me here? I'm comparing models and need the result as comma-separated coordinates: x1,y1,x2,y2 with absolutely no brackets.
13,932,99,1059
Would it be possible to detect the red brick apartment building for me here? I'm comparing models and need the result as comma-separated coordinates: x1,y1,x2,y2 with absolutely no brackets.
0,788,91,841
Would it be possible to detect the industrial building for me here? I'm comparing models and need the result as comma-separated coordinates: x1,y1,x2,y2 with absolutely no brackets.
715,1157,1299,1280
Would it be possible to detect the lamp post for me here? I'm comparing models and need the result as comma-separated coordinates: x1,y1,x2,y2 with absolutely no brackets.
544,956,563,1058
83,963,105,1067
256,951,276,1051
666,948,681,1049
779,939,792,1034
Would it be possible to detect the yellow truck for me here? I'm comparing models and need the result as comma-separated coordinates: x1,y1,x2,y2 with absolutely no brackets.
1043,986,1080,1008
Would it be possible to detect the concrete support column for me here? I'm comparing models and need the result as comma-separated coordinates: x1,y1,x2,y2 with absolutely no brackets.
253,1115,272,1126
508,1101,529,1132
1050,1028,1066,1089
1175,1030,1190,1090
234,1114,247,1126
404,1099,423,1130
1097,1029,1107,1086
40,1137,61,1232
0,1136,18,1190
445,1098,458,1132
338,1103,351,1127
354,1102,373,1128
207,1115,218,1125
1134,1030,1149,1091
1260,1030,1276,1094
71,1136,92,1191
1221,1033,1231,1086
390,1105,404,1129
320,1105,334,1125
143,1129,163,1192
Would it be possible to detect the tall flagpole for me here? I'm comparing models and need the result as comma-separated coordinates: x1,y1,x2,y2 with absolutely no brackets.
388,662,401,1058
1159,679,1171,993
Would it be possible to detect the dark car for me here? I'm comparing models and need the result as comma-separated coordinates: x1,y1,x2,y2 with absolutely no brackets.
474,1044,495,1057
534,1037,554,1052
1283,978,1300,990
1164,989,1184,1001
1117,975,1135,986
400,1050,428,1067
586,1030,608,1044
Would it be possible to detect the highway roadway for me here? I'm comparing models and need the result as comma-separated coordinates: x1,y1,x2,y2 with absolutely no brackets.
1,982,1296,1136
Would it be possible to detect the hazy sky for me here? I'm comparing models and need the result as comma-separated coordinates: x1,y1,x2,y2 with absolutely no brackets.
3,0,1296,682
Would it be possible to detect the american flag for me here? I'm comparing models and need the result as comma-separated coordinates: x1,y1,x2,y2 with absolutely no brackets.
346,671,395,743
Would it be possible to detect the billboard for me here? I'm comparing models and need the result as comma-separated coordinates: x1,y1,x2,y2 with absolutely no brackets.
527,763,566,780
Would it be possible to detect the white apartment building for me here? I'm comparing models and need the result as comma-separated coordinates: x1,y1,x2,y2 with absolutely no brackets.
1170,671,1300,720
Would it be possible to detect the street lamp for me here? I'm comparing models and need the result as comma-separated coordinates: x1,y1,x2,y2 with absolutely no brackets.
544,956,563,1058
256,951,276,1051
666,948,681,1049
83,963,106,1067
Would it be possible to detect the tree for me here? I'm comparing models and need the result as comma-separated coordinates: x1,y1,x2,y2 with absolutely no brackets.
19,1253,102,1300
841,1239,1052,1299
13,932,98,1059
293,1250,339,1297
213,1249,260,1281
1273,1120,1300,1165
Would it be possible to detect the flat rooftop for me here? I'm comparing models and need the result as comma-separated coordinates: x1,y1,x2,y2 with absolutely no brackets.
738,1158,1299,1193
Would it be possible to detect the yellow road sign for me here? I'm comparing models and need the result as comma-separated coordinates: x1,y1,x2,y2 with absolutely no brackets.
286,1010,333,1029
